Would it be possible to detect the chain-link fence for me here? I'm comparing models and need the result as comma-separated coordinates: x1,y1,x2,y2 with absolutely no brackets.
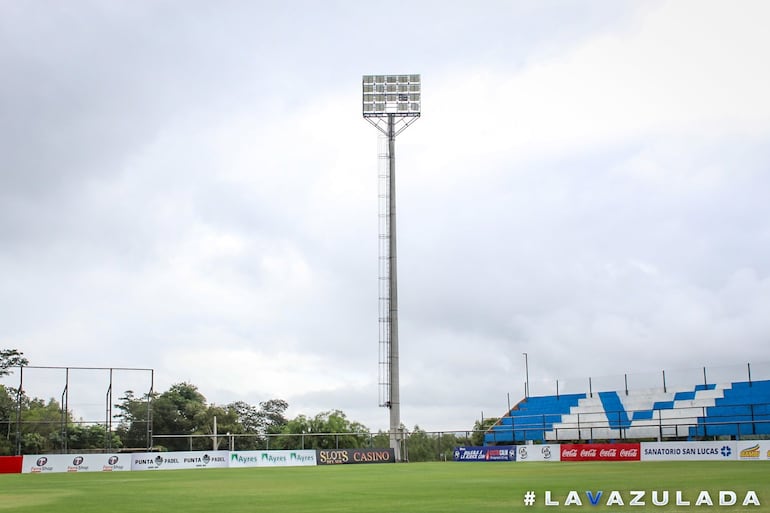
150,430,479,462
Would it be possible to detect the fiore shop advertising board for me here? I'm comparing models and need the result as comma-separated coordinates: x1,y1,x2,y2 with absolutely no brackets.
228,450,317,467
130,451,229,471
21,454,130,473
641,441,737,461
515,444,561,462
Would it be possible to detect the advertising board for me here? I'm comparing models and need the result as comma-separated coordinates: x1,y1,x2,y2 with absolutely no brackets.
560,443,640,462
228,450,316,467
0,456,22,474
452,446,515,461
515,444,561,462
130,450,229,471
21,453,130,473
316,448,395,465
736,441,770,461
641,441,737,461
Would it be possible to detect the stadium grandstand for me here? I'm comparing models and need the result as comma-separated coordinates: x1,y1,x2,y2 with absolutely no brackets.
485,368,770,445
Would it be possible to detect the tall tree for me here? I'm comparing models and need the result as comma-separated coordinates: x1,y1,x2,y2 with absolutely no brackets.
67,424,123,451
219,399,288,450
404,426,436,461
0,385,17,455
257,398,289,434
273,410,369,450
150,382,209,450
471,417,500,446
1,348,28,454
15,396,71,454
114,390,154,450
115,386,292,451
228,401,261,433
0,348,28,377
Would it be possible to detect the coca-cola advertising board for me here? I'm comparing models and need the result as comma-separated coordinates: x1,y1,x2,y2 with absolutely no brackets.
560,443,641,462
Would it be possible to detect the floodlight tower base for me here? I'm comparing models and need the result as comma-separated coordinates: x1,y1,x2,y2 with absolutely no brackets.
386,114,401,461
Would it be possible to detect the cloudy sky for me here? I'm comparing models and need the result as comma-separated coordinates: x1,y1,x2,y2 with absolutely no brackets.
2,0,770,432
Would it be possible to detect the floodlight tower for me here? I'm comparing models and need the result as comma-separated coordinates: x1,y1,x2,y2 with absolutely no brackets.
362,74,420,461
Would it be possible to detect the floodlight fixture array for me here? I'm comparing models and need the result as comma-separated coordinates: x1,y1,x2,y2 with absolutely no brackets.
362,74,421,135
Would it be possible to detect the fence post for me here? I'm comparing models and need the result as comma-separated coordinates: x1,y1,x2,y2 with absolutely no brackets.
146,369,154,451
577,412,582,440
15,365,23,456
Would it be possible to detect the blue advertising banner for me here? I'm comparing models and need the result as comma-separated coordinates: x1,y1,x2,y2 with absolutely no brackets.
453,446,515,461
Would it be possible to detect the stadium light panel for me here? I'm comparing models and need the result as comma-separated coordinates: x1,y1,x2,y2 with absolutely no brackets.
362,74,420,117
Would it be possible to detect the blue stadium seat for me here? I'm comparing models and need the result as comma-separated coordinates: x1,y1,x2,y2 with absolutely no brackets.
484,394,585,444
485,379,770,444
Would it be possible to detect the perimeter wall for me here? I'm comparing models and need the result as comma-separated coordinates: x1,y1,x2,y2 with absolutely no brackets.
2,441,769,474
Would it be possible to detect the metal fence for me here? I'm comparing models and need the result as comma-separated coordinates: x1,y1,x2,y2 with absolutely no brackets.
4,361,770,458
150,430,479,462
521,362,770,400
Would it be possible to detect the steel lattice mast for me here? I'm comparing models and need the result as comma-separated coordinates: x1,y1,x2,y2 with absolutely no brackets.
362,74,420,461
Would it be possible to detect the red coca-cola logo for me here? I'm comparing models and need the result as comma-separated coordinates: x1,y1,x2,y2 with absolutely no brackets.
561,443,641,461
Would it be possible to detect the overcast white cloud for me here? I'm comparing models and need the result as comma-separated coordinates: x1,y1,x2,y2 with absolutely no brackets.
2,0,769,432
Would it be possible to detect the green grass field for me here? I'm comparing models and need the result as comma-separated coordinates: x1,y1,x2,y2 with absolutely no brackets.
1,462,768,513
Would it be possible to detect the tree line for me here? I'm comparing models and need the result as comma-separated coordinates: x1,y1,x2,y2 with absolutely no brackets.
1,349,496,459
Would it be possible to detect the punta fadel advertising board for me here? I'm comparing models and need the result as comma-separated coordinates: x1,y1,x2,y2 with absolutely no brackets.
21,454,129,473
228,450,317,467
560,443,641,462
131,450,229,471
316,448,395,465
